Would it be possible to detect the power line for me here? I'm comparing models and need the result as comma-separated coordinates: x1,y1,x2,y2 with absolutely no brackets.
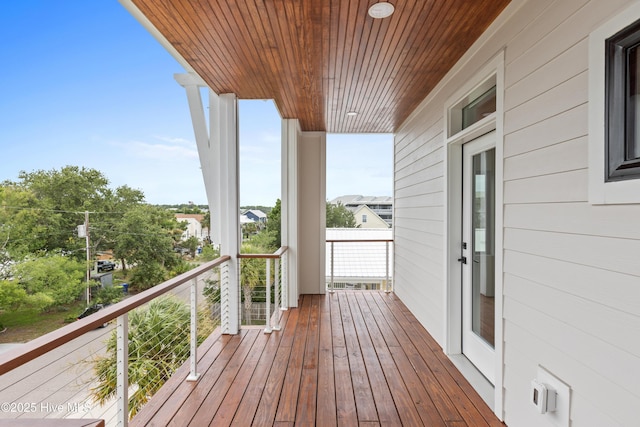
0,206,129,215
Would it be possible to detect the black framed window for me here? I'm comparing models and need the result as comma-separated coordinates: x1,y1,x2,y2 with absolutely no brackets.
605,19,640,181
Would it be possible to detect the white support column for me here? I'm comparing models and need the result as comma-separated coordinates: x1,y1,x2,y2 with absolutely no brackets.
297,131,326,295
281,119,299,307
176,73,240,334
211,93,240,334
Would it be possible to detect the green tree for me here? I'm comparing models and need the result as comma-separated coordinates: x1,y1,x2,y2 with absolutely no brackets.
112,204,184,272
128,262,167,291
90,184,145,255
0,280,29,310
201,210,211,239
242,221,260,239
239,241,268,324
0,185,54,259
0,166,146,262
181,236,200,258
10,166,113,257
0,280,52,312
198,244,219,262
174,204,203,214
265,199,281,248
91,296,213,419
12,254,85,310
326,201,357,228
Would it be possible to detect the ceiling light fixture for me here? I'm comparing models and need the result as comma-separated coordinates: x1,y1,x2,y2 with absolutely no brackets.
368,1,395,19
346,111,358,117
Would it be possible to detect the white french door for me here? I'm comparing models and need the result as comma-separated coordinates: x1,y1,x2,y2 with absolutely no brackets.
461,131,496,384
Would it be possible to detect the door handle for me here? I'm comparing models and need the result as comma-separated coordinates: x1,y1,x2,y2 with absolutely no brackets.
457,256,467,264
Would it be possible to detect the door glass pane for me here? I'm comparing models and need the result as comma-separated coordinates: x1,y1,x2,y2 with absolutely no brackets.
472,148,495,347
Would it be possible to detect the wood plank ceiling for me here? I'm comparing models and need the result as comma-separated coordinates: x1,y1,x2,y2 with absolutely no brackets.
130,0,510,133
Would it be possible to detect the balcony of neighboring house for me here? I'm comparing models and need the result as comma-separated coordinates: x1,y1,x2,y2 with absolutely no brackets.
0,247,503,426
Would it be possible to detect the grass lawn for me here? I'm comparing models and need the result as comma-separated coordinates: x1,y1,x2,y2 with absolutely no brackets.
0,301,86,343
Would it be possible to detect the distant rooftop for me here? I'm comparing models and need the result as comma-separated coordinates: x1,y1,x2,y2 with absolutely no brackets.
242,209,267,218
175,213,205,221
329,195,392,205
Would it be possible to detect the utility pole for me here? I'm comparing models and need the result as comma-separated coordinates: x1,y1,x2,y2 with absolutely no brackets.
85,210,90,306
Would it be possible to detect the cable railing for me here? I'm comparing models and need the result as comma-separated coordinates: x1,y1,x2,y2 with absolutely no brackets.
237,246,288,333
0,256,230,427
326,238,393,293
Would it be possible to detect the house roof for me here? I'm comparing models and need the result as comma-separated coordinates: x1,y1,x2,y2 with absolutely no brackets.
245,209,267,219
175,214,205,222
124,0,510,133
329,195,393,206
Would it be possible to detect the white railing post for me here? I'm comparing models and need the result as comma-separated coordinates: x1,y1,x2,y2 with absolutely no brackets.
330,241,335,293
221,260,230,334
187,277,199,381
273,257,281,330
281,251,288,311
385,241,391,293
264,259,272,333
117,314,129,427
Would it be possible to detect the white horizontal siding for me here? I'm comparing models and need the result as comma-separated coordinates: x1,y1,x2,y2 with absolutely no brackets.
504,136,587,181
504,71,588,135
504,250,640,316
503,325,622,427
504,169,588,204
395,162,443,193
506,273,640,359
504,202,640,240
394,99,448,340
394,177,444,200
504,103,587,158
504,304,639,425
502,1,640,424
394,246,444,343
504,228,640,277
505,38,588,111
394,0,640,424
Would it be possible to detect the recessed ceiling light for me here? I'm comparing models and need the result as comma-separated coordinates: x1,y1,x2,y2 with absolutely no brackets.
346,111,358,117
368,2,395,19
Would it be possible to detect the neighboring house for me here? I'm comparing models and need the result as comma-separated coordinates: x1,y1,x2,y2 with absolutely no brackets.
352,204,389,229
239,214,253,225
242,209,267,223
119,1,640,425
325,228,393,290
174,214,208,240
329,195,393,226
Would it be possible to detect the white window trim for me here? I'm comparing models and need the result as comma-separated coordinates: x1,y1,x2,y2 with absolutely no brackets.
589,2,640,205
442,50,505,419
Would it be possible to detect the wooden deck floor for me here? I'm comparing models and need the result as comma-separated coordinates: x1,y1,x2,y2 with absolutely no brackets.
131,292,504,426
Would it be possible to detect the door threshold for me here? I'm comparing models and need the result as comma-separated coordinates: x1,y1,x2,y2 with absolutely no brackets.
448,354,495,409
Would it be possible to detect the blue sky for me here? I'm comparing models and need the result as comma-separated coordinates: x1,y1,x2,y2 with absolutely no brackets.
0,1,392,206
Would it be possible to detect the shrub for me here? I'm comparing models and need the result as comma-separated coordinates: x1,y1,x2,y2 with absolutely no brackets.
91,295,213,418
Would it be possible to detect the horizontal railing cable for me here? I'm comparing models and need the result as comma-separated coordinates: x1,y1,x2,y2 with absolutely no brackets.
0,255,231,376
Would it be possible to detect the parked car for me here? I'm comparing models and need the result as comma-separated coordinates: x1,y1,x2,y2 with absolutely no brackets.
96,260,116,272
77,304,109,328
174,247,190,255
